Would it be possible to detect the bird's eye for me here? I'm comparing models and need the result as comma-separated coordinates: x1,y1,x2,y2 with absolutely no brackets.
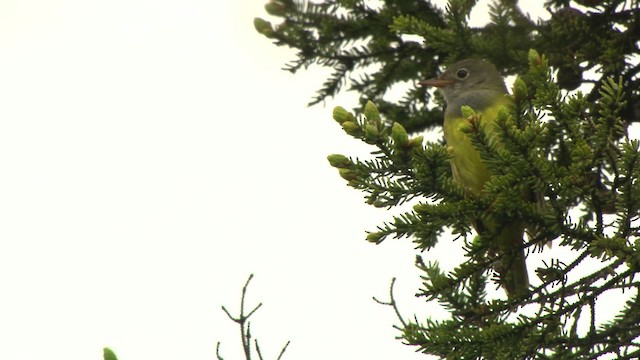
456,68,469,79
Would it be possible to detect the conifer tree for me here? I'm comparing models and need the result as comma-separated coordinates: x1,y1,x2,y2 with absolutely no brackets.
256,0,640,358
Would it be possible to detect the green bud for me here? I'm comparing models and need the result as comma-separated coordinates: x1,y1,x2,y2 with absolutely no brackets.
372,200,387,208
332,106,355,124
512,77,528,101
338,168,357,181
341,121,359,135
528,49,541,67
460,105,476,119
409,135,424,148
413,203,427,213
264,1,286,16
366,231,385,244
327,154,351,168
364,124,379,139
391,122,409,147
253,18,274,37
363,101,381,127
496,107,510,122
103,348,119,360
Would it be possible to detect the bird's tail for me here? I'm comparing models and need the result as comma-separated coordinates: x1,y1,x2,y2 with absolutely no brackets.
498,246,529,298
495,223,529,298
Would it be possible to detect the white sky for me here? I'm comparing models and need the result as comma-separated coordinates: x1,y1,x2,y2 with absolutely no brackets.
0,1,613,360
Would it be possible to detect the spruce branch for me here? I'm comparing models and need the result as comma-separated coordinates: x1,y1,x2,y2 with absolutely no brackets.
328,72,640,356
259,0,640,357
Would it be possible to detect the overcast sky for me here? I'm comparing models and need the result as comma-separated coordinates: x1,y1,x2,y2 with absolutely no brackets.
0,1,591,359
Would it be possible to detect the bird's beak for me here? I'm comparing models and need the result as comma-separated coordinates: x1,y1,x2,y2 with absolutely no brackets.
419,78,454,88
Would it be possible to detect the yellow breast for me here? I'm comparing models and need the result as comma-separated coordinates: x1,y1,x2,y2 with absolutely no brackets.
442,97,511,194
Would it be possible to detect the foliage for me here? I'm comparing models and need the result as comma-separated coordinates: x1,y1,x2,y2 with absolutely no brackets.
255,0,640,133
256,0,640,358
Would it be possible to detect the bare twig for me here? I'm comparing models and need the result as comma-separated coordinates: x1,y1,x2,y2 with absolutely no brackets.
216,342,224,360
276,341,291,360
373,277,408,328
217,274,290,360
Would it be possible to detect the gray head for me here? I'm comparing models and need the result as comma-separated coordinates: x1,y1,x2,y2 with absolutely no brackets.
421,59,507,107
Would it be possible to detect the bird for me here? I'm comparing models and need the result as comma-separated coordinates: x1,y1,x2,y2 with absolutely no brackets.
421,59,529,297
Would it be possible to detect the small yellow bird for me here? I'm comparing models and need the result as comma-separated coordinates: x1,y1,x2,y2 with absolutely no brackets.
421,59,529,297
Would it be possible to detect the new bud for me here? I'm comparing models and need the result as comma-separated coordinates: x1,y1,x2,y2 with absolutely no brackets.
341,121,360,135
327,154,352,168
333,106,355,124
391,122,409,147
265,1,286,16
460,105,476,119
253,18,274,37
366,231,385,244
103,348,119,360
528,49,541,66
364,124,379,139
496,107,510,123
363,101,381,127
409,135,424,148
512,77,528,101
338,168,357,181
